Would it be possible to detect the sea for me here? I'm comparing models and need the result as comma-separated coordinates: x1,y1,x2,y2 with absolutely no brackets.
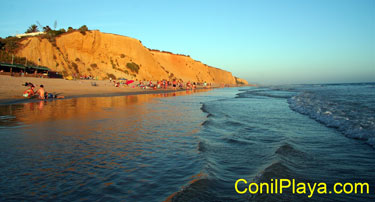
0,83,375,201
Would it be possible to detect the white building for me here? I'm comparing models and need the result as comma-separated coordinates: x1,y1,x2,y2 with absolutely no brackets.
16,32,45,38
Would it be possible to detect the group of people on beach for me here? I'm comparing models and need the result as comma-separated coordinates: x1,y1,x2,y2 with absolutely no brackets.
107,75,215,91
20,78,214,101
126,79,211,91
23,82,64,100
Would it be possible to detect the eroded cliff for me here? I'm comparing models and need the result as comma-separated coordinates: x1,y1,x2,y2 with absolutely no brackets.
16,30,248,85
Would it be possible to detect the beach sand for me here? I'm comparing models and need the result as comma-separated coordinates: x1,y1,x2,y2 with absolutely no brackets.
0,75,207,104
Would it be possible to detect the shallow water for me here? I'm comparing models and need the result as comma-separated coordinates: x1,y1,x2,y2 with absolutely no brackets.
175,85,375,201
0,90,214,201
1,86,375,201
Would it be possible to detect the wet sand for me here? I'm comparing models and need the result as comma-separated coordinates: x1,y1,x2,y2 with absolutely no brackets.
0,75,209,105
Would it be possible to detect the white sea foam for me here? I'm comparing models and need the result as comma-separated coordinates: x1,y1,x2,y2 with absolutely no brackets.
288,87,375,147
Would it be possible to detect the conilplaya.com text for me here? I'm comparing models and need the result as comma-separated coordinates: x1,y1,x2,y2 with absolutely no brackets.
235,179,370,198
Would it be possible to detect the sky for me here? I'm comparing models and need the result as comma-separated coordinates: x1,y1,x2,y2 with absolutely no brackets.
0,0,374,84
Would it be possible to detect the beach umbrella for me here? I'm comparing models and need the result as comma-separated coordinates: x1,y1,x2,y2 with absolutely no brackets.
126,80,134,85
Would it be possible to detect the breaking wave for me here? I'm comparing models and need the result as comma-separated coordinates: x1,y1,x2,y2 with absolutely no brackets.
288,89,375,148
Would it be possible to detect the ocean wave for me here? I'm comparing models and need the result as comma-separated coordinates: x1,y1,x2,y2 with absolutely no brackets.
197,141,206,152
236,89,295,99
200,102,231,118
249,158,316,201
274,143,315,168
221,136,254,146
254,161,293,183
288,92,375,148
275,143,306,158
200,104,210,114
170,178,246,202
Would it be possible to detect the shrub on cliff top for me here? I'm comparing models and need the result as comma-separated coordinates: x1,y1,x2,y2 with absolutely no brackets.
40,28,66,46
25,24,39,33
79,25,89,35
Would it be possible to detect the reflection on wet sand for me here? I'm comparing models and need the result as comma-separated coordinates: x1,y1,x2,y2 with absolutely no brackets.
0,89,211,125
0,88,212,201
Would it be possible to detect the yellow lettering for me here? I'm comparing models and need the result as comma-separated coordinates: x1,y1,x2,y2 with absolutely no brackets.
317,183,327,194
234,180,370,196
249,183,259,194
292,179,295,194
296,183,306,194
334,183,343,194
343,183,353,194
275,179,278,194
355,183,369,194
279,179,291,194
260,182,269,194
235,179,247,194
307,183,317,198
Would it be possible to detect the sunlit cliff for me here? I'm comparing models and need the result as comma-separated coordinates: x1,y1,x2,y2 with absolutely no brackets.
16,30,248,85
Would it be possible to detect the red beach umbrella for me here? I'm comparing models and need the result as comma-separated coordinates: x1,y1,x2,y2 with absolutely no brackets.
126,80,134,85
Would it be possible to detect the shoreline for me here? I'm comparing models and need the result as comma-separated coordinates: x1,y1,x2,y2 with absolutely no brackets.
0,89,204,105
0,75,217,105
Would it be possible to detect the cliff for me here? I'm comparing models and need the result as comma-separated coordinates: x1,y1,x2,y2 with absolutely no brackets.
16,30,248,85
150,50,238,84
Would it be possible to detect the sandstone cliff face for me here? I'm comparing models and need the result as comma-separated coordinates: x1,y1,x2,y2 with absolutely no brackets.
150,50,239,84
16,30,248,85
235,77,249,85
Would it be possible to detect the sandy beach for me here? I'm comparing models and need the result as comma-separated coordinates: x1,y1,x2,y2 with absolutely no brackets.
0,75,210,104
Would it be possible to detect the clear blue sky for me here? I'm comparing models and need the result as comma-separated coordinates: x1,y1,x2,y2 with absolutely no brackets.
1,0,374,84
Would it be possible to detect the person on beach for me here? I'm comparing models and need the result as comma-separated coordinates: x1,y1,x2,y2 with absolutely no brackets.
157,80,161,89
36,85,46,99
186,81,191,90
36,85,65,99
23,86,35,98
23,82,34,87
172,79,177,91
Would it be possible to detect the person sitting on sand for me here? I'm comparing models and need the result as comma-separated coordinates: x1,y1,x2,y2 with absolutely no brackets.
36,85,46,99
23,85,35,98
172,79,177,91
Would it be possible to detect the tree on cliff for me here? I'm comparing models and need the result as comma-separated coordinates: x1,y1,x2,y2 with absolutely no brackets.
43,26,52,32
25,24,39,33
78,25,89,35
0,36,21,53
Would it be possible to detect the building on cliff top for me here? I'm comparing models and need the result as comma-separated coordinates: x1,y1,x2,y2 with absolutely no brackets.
16,32,45,38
